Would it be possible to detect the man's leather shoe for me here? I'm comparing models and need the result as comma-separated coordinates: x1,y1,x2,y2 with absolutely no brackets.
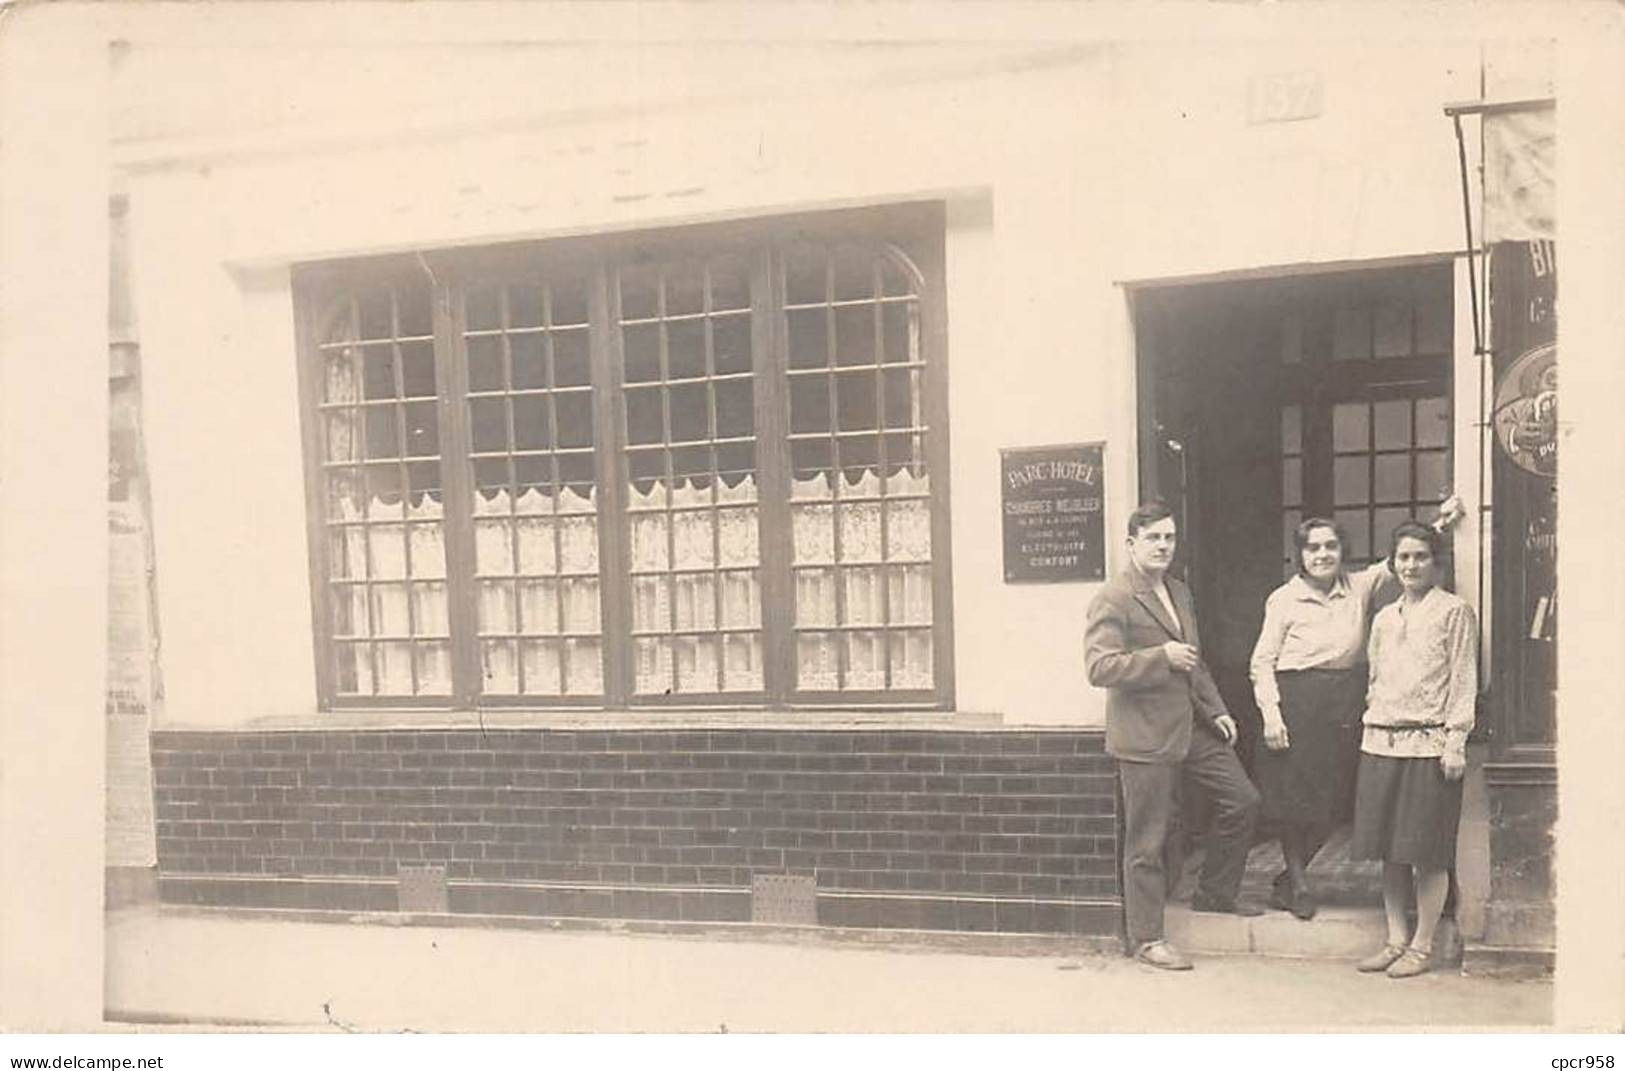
1190,893,1265,917
1134,940,1193,971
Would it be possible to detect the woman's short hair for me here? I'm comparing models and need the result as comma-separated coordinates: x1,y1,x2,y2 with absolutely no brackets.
1126,500,1175,538
1386,519,1444,571
1292,517,1349,577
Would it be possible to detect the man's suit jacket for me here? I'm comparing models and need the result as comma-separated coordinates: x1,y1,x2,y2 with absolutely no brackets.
1084,567,1231,763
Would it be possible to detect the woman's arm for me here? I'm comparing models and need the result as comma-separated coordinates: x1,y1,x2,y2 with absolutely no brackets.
1249,590,1291,747
1440,603,1480,780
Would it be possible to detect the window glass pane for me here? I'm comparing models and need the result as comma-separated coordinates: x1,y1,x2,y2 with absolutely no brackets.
1416,396,1450,448
634,637,673,695
881,303,918,365
1333,457,1369,505
553,330,590,388
1282,457,1303,507
563,638,602,695
887,565,933,626
621,324,661,384
1373,507,1413,559
836,371,878,432
885,497,931,562
796,632,839,691
510,333,547,390
1373,399,1412,449
721,634,763,692
667,320,707,380
844,566,884,626
787,308,829,369
481,639,518,692
364,407,400,457
512,395,551,452
844,631,885,690
834,305,876,367
467,334,505,392
404,403,438,457
794,568,836,627
412,582,449,634
1334,508,1370,561
792,505,835,565
669,384,710,443
1374,454,1410,502
889,630,933,690
1280,404,1301,455
790,376,831,434
479,580,516,633
1416,450,1450,501
469,398,508,453
715,379,754,440
520,640,562,695
839,500,884,562
1282,509,1303,570
400,341,436,397
556,398,594,449
713,314,752,376
1332,402,1368,452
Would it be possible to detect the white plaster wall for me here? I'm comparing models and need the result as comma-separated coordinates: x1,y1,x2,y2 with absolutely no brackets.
124,34,1493,728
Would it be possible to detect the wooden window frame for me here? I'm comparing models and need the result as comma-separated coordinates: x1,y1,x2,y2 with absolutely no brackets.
293,205,954,712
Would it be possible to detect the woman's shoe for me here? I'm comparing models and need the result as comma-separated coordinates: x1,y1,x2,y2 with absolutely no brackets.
1355,944,1407,972
1385,947,1433,979
1288,888,1318,921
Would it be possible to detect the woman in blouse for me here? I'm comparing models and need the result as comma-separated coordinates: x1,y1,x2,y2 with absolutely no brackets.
1351,521,1478,979
1250,502,1462,920
1249,519,1394,920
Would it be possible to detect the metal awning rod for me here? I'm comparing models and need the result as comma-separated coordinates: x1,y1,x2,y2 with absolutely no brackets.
1443,96,1556,118
1449,112,1486,356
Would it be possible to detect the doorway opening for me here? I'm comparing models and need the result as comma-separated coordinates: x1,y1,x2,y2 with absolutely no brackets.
1133,260,1455,905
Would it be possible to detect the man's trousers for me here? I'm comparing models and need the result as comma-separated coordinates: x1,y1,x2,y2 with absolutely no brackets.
1118,724,1260,947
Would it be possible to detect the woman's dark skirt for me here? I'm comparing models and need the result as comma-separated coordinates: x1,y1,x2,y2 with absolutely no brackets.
1350,751,1464,869
1252,667,1365,834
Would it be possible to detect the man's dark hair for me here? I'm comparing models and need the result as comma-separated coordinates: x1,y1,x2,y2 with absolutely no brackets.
1127,500,1176,538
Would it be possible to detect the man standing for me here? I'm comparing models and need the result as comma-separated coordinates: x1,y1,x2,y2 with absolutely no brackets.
1085,500,1261,970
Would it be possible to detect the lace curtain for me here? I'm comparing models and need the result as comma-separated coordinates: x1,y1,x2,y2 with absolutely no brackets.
792,467,932,690
628,476,762,694
473,485,602,696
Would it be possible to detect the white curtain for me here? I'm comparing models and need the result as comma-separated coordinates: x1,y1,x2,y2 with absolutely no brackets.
473,484,602,695
629,476,761,694
791,467,932,690
330,489,451,696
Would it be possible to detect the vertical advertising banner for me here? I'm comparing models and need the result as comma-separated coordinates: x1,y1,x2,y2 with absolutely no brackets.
1489,239,1557,748
1485,103,1556,751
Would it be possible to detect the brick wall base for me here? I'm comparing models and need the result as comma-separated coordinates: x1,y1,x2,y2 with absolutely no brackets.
151,728,1121,937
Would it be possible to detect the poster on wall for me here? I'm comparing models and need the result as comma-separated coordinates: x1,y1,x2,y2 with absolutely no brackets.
1000,443,1106,583
1489,237,1557,749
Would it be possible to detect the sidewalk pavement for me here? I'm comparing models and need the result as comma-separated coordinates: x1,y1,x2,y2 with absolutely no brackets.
104,906,1551,1033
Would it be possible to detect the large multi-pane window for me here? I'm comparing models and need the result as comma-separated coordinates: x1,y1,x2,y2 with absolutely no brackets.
296,208,951,709
1276,264,1452,574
